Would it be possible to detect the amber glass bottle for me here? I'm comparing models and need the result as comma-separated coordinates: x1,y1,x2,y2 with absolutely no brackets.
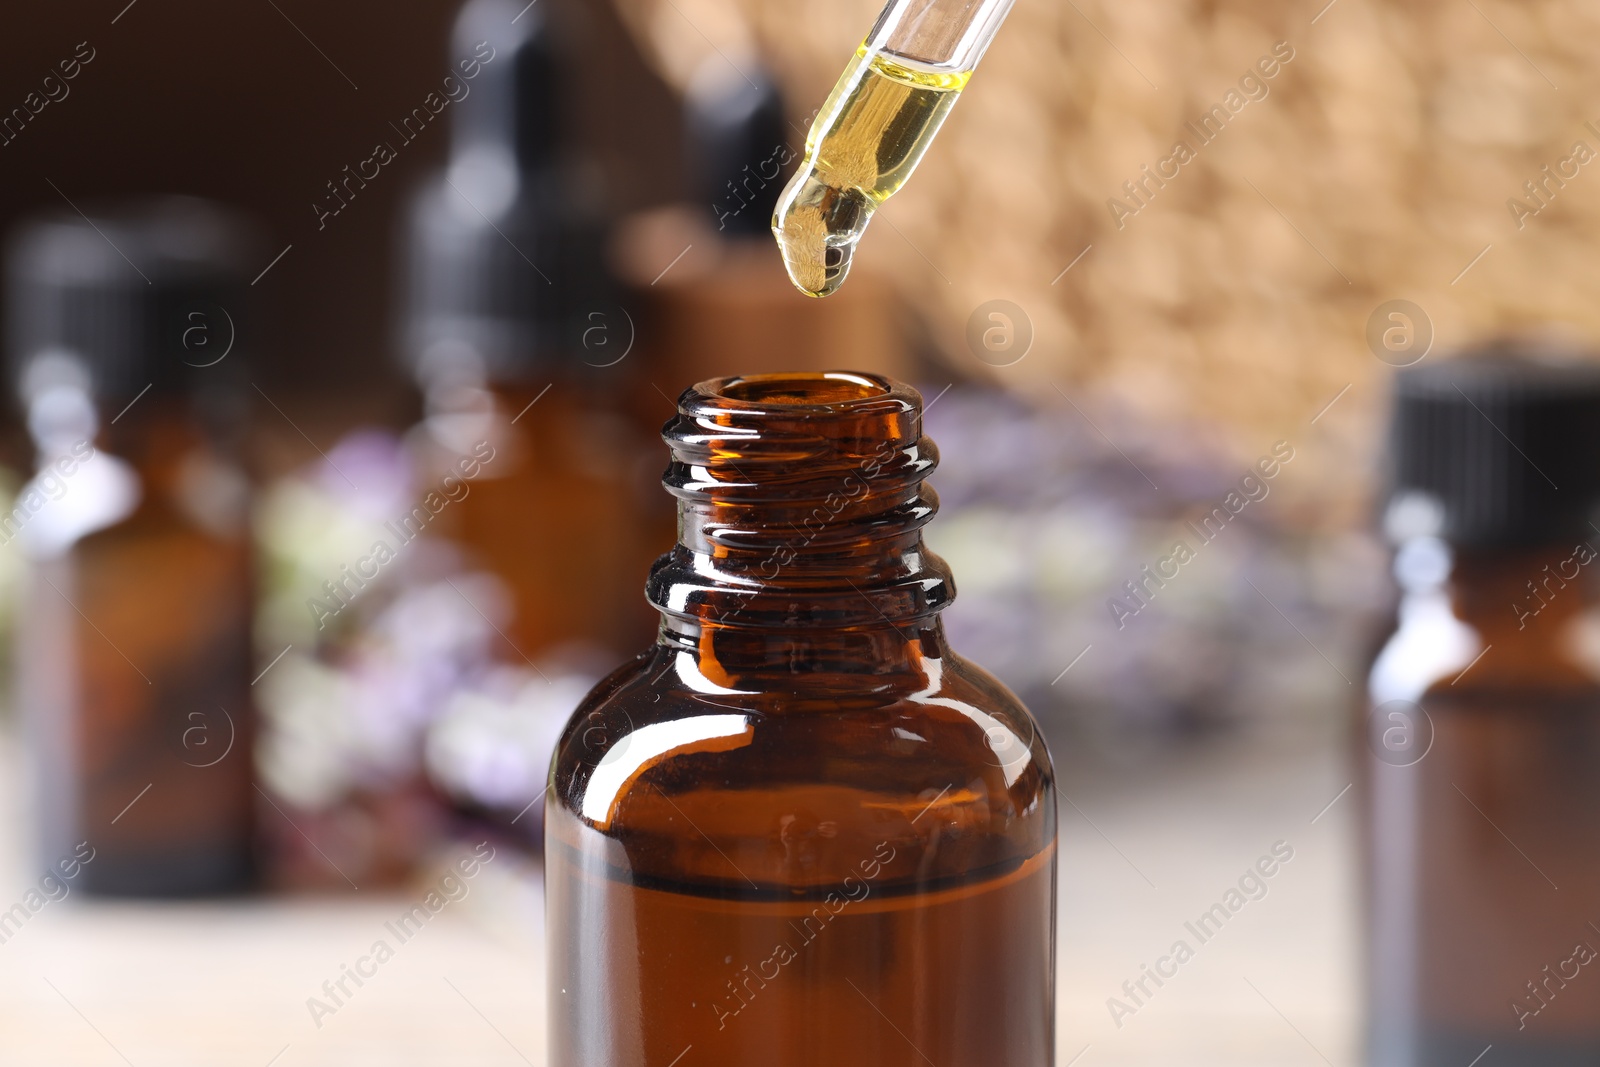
547,372,1056,1067
1364,350,1600,1065
401,0,661,660
6,200,256,895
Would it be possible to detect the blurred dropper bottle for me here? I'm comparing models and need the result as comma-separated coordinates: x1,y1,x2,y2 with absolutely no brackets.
5,199,257,896
400,0,663,664
613,58,908,384
1363,347,1600,1064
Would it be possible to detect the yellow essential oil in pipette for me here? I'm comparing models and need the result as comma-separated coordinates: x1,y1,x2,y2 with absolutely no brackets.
773,45,969,298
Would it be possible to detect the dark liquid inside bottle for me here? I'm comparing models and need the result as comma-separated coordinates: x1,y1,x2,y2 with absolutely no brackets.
22,411,255,895
418,379,663,659
1366,549,1600,1067
549,799,1053,1065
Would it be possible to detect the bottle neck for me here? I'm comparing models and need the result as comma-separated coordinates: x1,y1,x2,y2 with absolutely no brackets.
646,373,955,678
1389,536,1598,690
656,614,953,680
11,386,245,556
28,383,207,478
1449,542,1596,637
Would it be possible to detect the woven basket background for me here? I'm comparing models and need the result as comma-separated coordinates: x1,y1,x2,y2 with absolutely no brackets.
612,0,1600,524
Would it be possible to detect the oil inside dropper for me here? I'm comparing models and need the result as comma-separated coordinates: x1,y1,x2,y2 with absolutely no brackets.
773,46,969,298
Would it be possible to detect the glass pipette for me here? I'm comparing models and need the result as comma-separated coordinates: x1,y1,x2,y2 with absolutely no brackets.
772,0,1018,297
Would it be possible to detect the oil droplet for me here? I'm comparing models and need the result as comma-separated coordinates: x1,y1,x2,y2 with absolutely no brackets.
771,47,969,298
772,171,870,299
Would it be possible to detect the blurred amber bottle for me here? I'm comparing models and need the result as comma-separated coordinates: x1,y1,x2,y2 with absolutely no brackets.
400,0,663,662
547,373,1056,1067
5,199,257,896
1364,348,1600,1065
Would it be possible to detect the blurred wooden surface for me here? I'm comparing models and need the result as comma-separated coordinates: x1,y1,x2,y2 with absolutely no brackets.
0,725,1359,1065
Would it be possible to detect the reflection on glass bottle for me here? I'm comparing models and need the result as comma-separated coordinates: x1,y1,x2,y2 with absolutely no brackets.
1365,347,1600,1065
5,199,257,896
547,373,1056,1067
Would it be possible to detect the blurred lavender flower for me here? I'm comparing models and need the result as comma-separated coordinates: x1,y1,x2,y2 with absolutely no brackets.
253,430,589,838
923,385,1390,743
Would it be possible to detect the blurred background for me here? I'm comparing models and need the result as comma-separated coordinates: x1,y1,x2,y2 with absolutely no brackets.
0,0,1594,1062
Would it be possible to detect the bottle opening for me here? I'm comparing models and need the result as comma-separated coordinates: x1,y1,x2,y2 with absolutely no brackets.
652,371,951,631
713,371,891,408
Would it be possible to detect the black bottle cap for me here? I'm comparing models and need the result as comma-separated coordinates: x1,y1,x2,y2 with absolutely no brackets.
687,60,789,239
1387,344,1600,547
401,0,616,387
5,197,252,406
449,0,558,175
